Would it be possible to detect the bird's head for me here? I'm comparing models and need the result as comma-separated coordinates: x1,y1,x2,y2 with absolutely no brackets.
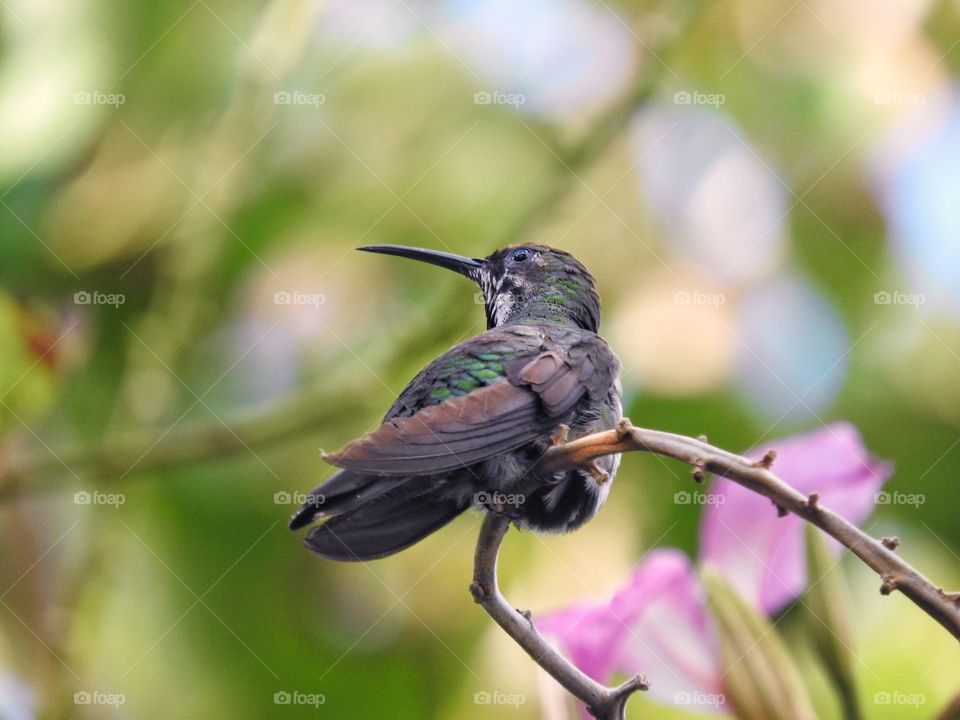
359,244,601,332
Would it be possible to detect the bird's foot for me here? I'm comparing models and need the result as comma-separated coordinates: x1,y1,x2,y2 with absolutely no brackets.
586,461,610,485
549,424,570,446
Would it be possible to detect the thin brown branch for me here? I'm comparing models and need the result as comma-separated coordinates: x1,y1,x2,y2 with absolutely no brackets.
470,512,647,720
539,419,960,641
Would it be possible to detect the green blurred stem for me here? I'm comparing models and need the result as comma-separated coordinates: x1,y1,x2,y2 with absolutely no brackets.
539,421,960,643
804,525,862,720
837,683,862,720
0,381,372,499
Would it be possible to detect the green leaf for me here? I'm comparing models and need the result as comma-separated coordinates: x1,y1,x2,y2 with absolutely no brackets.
805,524,861,720
702,567,818,720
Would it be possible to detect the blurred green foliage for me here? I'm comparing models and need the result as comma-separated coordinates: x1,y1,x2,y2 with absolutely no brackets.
1,0,959,718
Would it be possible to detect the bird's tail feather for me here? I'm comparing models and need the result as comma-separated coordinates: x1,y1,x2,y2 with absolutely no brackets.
303,485,468,561
288,469,394,530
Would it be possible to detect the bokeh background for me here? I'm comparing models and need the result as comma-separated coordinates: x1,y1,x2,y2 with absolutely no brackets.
1,0,959,717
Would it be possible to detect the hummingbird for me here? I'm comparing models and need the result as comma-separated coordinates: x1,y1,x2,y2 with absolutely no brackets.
289,244,623,560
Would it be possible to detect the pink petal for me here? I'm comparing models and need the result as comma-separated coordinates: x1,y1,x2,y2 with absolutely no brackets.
538,549,726,711
700,422,892,614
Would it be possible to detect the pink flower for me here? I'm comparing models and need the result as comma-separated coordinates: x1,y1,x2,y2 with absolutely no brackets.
700,422,892,614
538,422,891,710
538,550,722,701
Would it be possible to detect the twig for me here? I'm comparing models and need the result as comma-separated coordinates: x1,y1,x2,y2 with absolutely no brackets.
538,420,960,641
470,512,647,720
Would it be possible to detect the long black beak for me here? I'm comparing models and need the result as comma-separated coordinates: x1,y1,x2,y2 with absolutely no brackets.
358,245,483,280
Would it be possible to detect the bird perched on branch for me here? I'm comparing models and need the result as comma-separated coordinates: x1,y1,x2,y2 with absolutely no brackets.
289,244,622,560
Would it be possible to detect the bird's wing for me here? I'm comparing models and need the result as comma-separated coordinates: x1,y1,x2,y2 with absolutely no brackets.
323,327,618,476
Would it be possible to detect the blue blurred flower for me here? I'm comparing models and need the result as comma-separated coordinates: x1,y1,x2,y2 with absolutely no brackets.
442,0,637,121
0,672,35,720
874,90,960,318
632,105,788,284
735,277,848,421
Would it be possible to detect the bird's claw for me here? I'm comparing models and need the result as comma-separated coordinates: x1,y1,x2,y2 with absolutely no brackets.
550,424,570,446
587,461,610,485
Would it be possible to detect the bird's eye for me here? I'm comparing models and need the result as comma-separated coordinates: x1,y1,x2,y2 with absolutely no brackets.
511,248,530,263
